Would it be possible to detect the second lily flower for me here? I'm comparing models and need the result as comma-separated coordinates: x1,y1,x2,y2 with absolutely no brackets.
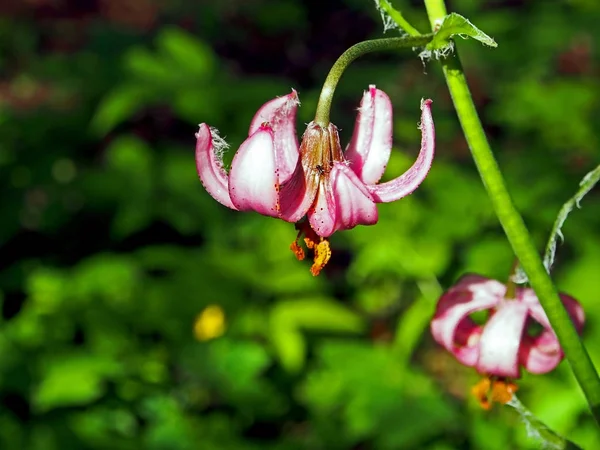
196,86,435,274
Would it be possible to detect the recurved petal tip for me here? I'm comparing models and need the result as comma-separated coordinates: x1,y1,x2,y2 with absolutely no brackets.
346,85,393,185
195,124,237,210
249,90,300,182
366,98,435,203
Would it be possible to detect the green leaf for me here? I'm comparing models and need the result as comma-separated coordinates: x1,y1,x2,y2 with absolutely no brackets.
427,13,497,52
156,27,216,78
269,297,365,372
33,353,122,412
90,85,152,135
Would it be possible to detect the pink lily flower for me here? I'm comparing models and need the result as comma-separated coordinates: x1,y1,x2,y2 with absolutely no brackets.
431,274,585,379
195,86,435,274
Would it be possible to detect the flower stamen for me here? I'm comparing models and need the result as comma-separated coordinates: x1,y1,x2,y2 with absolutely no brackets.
289,221,332,275
471,375,518,410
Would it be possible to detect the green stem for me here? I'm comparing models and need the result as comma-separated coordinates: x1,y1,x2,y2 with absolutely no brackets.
314,35,433,127
378,0,422,37
423,0,600,425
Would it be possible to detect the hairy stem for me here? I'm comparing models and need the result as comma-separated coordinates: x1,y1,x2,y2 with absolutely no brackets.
314,35,433,127
423,0,600,425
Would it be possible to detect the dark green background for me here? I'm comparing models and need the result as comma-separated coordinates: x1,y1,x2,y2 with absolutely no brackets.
0,0,599,448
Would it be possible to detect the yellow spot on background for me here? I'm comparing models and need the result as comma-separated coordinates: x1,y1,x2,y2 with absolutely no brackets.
194,305,226,341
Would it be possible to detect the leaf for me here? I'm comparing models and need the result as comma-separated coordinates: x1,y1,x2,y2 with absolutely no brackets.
269,297,365,372
513,164,600,284
90,85,151,135
156,27,216,78
33,353,122,412
427,13,497,52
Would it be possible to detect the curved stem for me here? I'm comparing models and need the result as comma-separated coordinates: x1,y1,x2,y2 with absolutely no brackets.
423,0,600,425
314,35,433,127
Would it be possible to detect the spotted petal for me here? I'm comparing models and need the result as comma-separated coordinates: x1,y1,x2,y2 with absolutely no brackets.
228,125,280,217
195,123,236,210
345,86,393,185
367,99,435,203
308,179,337,237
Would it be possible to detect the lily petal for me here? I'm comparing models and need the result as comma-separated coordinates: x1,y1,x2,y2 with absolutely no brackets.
367,99,435,203
476,302,529,378
195,123,236,210
518,290,585,374
521,290,585,334
330,163,378,232
519,329,563,375
277,164,318,223
228,125,280,217
345,85,393,185
308,179,337,237
430,277,499,367
249,90,300,182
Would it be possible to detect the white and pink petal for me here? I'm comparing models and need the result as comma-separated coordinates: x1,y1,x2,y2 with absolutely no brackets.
367,99,435,203
195,124,236,210
228,125,280,217
249,90,300,182
345,86,393,185
476,302,529,378
330,163,378,232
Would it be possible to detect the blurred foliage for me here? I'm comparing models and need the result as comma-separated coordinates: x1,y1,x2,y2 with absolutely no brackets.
0,0,599,448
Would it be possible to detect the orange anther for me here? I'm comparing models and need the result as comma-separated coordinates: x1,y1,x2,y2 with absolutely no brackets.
290,240,305,261
471,376,518,410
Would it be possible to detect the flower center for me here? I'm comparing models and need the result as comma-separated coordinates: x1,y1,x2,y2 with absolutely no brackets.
300,121,345,185
288,122,344,275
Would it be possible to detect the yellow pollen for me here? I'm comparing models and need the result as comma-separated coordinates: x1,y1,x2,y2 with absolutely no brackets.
310,239,331,276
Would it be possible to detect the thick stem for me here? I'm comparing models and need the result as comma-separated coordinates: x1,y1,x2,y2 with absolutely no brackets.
423,0,600,425
314,35,433,127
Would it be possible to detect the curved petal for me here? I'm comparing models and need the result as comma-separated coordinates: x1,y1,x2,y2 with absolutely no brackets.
518,289,585,375
228,125,280,217
195,124,236,210
345,85,393,185
308,179,337,237
476,303,529,378
519,329,563,375
330,163,378,232
520,289,585,334
278,157,319,224
249,90,300,183
431,280,499,367
367,99,435,203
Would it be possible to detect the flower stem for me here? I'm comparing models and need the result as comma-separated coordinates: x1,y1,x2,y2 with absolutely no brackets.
314,35,433,127
423,0,600,425
377,0,422,36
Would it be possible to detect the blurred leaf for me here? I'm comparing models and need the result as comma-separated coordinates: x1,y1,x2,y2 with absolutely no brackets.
33,353,122,412
90,85,152,135
156,27,216,77
270,298,365,372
